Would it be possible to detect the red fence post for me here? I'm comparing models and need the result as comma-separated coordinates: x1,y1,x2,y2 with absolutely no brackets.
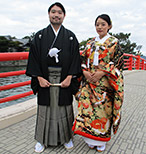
141,59,144,70
129,56,133,70
136,55,140,70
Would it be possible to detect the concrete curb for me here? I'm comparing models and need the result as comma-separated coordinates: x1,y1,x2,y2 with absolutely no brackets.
0,97,37,129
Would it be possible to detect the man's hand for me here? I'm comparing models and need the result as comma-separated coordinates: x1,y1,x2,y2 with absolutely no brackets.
61,75,72,88
37,76,51,87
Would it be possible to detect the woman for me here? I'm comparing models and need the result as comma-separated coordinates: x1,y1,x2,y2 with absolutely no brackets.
72,14,124,152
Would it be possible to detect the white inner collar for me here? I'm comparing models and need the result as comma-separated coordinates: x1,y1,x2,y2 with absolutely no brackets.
95,33,111,44
51,24,61,36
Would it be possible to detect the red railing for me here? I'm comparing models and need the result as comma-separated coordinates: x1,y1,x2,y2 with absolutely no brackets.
0,52,146,104
0,52,33,104
123,53,146,70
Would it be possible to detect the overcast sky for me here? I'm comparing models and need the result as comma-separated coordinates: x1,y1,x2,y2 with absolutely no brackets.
0,0,146,55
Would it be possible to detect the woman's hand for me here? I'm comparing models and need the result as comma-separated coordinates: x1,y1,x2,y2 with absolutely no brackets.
83,70,106,83
90,70,106,83
37,76,51,87
83,71,93,82
61,75,72,88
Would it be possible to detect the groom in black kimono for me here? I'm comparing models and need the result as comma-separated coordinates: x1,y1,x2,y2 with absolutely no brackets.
26,2,81,153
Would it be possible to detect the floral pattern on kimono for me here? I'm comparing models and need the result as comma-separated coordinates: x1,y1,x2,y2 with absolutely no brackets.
72,35,124,141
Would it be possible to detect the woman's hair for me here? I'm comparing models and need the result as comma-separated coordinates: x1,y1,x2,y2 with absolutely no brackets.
95,14,112,26
48,2,66,15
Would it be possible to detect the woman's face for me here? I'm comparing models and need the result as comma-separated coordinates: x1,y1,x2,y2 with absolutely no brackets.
95,17,111,39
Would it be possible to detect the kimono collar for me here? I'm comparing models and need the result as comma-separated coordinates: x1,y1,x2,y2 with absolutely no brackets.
95,33,111,44
50,24,61,36
47,24,62,63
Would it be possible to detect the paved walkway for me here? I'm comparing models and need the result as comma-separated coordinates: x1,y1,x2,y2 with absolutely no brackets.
0,70,146,154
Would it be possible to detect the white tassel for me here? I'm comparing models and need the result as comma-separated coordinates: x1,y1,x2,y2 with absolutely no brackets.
93,46,99,66
93,51,99,66
87,58,90,68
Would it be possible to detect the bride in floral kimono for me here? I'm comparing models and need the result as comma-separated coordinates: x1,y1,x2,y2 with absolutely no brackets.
72,14,124,152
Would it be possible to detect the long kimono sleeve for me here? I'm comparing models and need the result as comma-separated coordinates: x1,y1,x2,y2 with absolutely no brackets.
101,41,124,80
68,35,82,76
101,41,124,134
26,32,43,94
67,35,82,95
80,43,91,72
26,33,43,77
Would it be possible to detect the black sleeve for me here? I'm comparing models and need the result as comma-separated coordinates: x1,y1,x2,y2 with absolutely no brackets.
68,34,82,76
26,31,43,77
25,31,43,94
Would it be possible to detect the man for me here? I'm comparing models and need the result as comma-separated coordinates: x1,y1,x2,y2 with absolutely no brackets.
26,2,81,153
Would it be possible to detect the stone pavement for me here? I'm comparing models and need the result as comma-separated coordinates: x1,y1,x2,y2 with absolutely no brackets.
0,70,146,154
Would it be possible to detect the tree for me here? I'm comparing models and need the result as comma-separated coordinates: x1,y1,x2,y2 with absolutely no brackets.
110,33,141,55
0,36,9,52
9,40,24,52
0,36,26,52
23,32,35,41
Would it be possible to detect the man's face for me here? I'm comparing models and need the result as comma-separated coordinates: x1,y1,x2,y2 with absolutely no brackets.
49,5,65,26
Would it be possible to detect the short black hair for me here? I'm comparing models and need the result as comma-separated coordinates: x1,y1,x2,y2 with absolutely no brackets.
95,14,112,26
48,2,66,15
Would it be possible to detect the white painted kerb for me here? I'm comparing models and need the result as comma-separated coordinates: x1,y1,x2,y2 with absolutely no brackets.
0,97,37,129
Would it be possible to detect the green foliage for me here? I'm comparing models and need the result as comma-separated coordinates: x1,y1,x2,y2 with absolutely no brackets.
23,32,35,41
0,36,28,52
110,32,139,55
0,36,10,52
